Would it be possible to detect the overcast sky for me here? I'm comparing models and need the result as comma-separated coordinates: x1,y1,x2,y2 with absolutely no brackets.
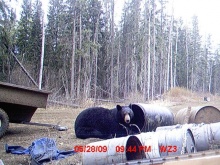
169,0,220,49
115,0,220,49
11,0,220,49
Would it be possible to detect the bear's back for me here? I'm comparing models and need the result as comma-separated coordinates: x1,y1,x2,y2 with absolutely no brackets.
74,107,116,128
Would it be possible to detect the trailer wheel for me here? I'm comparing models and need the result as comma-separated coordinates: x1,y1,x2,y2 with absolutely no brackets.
0,108,9,138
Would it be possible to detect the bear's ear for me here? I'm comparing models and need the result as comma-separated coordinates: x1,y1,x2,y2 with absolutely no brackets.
129,104,132,109
116,105,122,111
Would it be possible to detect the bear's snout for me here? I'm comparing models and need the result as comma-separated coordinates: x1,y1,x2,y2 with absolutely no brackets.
124,114,131,123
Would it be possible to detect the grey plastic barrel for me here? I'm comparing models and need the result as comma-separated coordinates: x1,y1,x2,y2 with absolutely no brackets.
175,106,220,124
130,103,174,132
156,122,220,151
82,135,146,165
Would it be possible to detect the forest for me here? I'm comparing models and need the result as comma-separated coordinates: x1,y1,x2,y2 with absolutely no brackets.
1,0,220,104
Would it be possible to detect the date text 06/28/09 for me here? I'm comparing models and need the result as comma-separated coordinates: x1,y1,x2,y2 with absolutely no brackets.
74,145,177,153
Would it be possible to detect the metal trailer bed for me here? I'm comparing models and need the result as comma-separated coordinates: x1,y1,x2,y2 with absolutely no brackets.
0,81,66,138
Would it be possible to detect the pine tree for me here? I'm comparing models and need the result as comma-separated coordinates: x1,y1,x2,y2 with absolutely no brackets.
16,0,33,61
0,0,16,82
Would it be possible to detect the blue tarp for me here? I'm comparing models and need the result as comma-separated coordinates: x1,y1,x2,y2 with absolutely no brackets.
5,137,76,165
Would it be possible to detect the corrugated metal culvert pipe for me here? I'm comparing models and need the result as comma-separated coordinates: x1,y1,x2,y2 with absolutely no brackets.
82,127,197,164
155,127,196,156
82,135,146,165
136,128,196,158
135,132,161,159
175,106,220,124
130,103,174,132
156,122,220,151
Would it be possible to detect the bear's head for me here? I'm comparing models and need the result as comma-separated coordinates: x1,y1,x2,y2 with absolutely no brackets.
116,104,134,125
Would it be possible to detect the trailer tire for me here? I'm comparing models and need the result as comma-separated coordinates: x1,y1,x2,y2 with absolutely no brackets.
0,108,9,138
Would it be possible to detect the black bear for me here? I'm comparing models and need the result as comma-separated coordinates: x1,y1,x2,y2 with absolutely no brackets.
74,105,134,139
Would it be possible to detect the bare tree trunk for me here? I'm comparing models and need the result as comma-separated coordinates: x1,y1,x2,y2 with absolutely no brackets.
70,8,76,99
93,16,99,103
191,39,195,92
170,39,173,88
130,44,136,93
7,55,11,82
39,17,45,90
186,29,189,90
84,31,91,99
143,0,149,101
124,45,128,99
11,51,38,87
151,0,155,100
167,15,173,91
116,34,120,97
131,54,136,93
208,61,213,92
174,25,178,87
110,0,114,99
77,9,82,99
159,0,164,96
63,60,69,99
143,42,147,101
147,0,151,101
191,61,194,92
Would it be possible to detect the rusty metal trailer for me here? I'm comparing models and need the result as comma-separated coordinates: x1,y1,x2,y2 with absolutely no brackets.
0,81,66,138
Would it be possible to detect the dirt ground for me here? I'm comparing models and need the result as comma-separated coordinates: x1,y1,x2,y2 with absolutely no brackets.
1,99,220,165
